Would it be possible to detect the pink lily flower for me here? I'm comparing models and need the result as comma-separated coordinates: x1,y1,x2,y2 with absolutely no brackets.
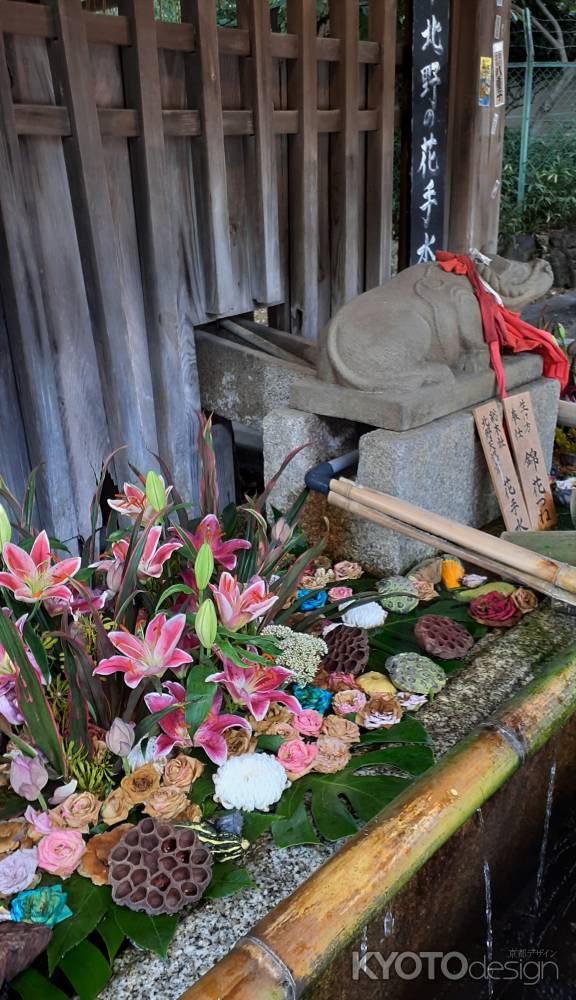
209,572,277,631
0,613,44,725
184,515,250,571
144,682,250,764
92,526,182,592
94,612,192,688
0,532,81,605
108,479,172,522
206,659,301,721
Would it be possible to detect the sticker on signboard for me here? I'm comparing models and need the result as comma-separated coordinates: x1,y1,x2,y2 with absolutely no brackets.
494,14,502,40
479,56,492,107
493,41,505,107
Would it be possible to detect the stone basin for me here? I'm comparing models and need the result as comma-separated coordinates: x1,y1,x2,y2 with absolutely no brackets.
99,605,576,1000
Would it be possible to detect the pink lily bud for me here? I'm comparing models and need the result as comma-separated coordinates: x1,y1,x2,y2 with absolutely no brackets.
10,754,49,801
105,718,136,757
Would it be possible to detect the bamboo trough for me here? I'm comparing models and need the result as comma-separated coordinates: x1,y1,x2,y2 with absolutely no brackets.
328,477,576,607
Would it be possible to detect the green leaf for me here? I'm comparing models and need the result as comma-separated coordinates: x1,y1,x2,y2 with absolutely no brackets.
47,877,111,974
0,501,11,547
188,768,216,805
0,614,66,774
257,734,283,752
62,644,90,753
270,722,434,847
113,907,178,957
185,663,217,734
97,912,125,963
59,939,112,1000
145,470,166,513
240,811,273,842
204,862,256,899
12,969,70,1000
22,468,37,533
155,582,195,614
0,787,27,820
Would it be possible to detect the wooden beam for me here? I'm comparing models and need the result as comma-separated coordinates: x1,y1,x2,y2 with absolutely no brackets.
330,0,360,310
286,0,318,339
0,27,78,538
237,0,281,304
365,0,397,289
181,0,236,315
118,0,198,502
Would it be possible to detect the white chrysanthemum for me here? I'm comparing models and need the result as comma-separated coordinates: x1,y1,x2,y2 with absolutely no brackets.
341,602,388,629
261,625,327,685
213,752,290,812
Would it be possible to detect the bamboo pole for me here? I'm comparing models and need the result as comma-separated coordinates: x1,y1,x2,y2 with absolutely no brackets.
330,478,576,595
328,491,576,607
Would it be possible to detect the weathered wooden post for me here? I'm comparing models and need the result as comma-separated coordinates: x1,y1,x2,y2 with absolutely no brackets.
447,0,512,253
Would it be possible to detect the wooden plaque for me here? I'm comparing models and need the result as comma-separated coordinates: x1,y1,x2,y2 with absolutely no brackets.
473,400,530,532
503,392,557,530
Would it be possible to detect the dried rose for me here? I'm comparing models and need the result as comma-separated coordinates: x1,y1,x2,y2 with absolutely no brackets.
173,802,203,824
333,561,363,581
468,591,521,628
142,787,189,821
313,736,351,774
163,755,205,790
223,728,258,758
274,722,299,741
301,568,336,590
326,672,363,693
248,705,293,736
332,689,367,716
321,715,361,745
37,829,85,878
60,792,101,833
511,588,539,614
277,739,317,779
357,694,403,730
121,763,161,804
77,824,132,886
101,788,132,826
292,710,323,738
0,820,28,856
409,578,438,602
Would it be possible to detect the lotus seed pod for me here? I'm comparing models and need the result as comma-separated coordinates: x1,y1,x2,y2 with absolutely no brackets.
321,626,369,676
414,615,474,659
376,576,420,615
385,652,447,696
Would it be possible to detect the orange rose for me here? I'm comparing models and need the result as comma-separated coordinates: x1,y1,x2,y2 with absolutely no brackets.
313,736,351,774
77,824,133,886
101,788,132,826
163,755,205,791
121,764,161,804
60,792,101,832
142,787,189,821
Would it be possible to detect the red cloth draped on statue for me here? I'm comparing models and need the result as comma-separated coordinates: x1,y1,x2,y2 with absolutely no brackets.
435,251,569,398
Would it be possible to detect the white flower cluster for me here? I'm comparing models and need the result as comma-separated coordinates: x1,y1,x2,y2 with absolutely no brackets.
262,625,328,686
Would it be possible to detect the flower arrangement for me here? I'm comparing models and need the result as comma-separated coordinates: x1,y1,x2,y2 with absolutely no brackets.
0,420,541,996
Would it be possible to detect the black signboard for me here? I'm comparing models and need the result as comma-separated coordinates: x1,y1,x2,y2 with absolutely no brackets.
409,0,450,266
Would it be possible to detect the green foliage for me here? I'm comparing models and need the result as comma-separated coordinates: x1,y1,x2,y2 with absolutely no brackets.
47,878,111,974
204,861,256,898
113,908,179,957
500,128,576,239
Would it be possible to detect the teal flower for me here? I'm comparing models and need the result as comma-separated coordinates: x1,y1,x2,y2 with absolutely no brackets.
10,885,72,929
297,589,328,612
292,684,332,715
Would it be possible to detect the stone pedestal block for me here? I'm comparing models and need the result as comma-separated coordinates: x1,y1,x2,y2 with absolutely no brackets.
338,377,560,575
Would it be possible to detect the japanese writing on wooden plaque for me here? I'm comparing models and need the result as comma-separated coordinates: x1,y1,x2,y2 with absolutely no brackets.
473,400,530,531
409,0,450,265
503,393,557,530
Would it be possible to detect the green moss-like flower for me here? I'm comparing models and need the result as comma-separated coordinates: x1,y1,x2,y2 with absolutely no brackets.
261,625,327,686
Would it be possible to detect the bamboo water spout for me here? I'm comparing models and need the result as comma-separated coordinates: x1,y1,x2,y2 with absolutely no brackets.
329,478,576,598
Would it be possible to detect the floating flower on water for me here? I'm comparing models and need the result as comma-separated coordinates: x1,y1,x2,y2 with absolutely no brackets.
209,572,277,631
333,561,363,581
0,532,81,605
59,792,101,833
468,591,521,628
10,884,72,928
511,588,539,614
261,625,327,687
183,514,251,571
0,847,38,895
120,764,161,805
292,684,332,715
94,612,192,688
326,673,363,694
301,568,336,591
163,754,204,792
37,829,85,878
108,478,172,522
328,586,354,603
357,694,403,730
206,659,300,721
92,527,182,591
297,589,328,612
213,752,289,811
277,739,317,779
105,718,136,758
9,756,48,803
332,689,367,717
341,601,387,629
292,709,323,738
312,735,351,773
409,578,438,602
320,715,361,745
77,823,133,886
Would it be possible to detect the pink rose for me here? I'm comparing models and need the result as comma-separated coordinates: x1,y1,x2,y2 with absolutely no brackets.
277,739,318,779
293,710,323,738
0,847,37,895
328,586,354,603
332,689,367,716
37,829,85,878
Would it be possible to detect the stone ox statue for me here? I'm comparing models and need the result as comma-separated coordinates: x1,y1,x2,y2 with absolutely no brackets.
291,255,554,431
